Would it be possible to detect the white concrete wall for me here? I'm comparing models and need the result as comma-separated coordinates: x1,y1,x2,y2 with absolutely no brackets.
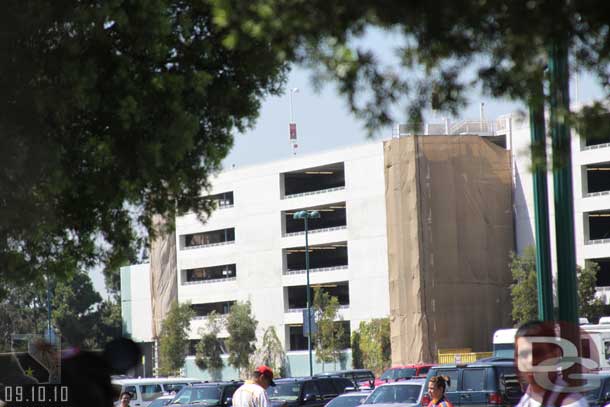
174,142,390,347
121,263,153,342
509,112,610,299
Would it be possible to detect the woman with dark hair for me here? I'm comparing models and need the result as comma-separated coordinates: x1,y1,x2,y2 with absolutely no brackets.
119,391,132,407
514,320,589,407
427,375,454,407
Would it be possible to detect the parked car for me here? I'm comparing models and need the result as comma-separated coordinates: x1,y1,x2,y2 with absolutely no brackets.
421,361,523,407
267,377,354,407
585,374,610,407
168,381,243,407
375,364,435,387
360,379,425,407
148,394,176,407
112,377,201,407
324,391,371,407
314,369,377,390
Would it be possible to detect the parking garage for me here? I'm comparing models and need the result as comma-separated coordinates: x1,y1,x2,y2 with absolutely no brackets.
284,242,348,272
585,163,610,195
587,211,610,242
282,162,345,197
285,281,350,310
284,202,346,235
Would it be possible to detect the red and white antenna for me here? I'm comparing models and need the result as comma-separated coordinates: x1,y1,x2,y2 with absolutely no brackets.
289,88,299,155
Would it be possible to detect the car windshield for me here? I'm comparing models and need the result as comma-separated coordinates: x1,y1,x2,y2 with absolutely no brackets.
267,383,302,401
149,399,172,407
380,369,397,381
397,369,416,379
327,395,367,407
366,385,421,404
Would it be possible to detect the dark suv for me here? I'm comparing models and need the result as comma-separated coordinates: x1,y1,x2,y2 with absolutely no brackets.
169,381,243,407
314,369,376,389
267,377,355,407
422,361,523,407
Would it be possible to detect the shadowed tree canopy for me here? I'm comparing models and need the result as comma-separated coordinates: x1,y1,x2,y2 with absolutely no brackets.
0,0,287,284
3,1,610,286
208,0,610,132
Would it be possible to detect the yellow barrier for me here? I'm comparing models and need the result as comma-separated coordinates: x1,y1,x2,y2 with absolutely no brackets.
437,351,493,364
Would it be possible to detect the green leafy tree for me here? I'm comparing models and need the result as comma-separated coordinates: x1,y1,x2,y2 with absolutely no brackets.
209,1,610,137
0,272,121,351
0,281,46,352
510,246,538,325
351,330,363,369
0,1,287,285
226,301,257,377
195,312,224,380
257,326,286,377
158,301,195,376
358,318,391,374
52,272,102,348
578,261,604,323
313,288,345,364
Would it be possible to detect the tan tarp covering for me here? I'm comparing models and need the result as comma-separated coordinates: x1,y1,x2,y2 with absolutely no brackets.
384,135,514,364
150,214,178,339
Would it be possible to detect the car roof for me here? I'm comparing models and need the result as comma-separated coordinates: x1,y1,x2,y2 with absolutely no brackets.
376,379,425,387
387,364,434,369
335,391,373,397
191,381,243,387
432,361,515,369
112,378,201,385
315,369,374,375
275,377,315,383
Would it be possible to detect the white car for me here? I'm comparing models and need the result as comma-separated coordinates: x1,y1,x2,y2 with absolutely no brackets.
112,377,200,407
359,379,425,407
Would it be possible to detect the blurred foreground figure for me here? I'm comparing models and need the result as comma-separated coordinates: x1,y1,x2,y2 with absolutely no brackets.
1,337,140,407
515,321,592,407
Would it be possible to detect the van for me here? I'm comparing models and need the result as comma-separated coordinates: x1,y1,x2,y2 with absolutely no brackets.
112,377,201,407
492,329,517,358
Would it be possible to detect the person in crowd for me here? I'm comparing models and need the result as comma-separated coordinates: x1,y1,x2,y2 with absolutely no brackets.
232,365,275,407
514,320,589,407
427,375,454,407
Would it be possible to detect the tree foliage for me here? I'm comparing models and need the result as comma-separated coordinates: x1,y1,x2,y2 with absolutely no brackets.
158,301,195,376
257,326,286,377
578,261,604,323
351,330,363,369
209,1,610,135
510,246,538,325
357,318,391,374
0,1,287,285
226,301,257,377
313,288,345,364
0,271,121,352
195,311,224,380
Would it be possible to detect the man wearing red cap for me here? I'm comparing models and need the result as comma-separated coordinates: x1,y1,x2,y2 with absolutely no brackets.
232,365,276,407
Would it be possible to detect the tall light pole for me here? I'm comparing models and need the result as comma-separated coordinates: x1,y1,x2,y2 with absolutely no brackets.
293,209,320,376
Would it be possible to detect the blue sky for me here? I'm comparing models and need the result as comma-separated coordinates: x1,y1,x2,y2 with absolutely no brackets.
89,34,606,298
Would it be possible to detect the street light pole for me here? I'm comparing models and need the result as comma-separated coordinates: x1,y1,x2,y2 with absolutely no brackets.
304,215,312,377
293,210,320,377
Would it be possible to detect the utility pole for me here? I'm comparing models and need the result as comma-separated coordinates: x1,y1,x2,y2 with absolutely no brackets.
548,38,578,325
529,76,554,321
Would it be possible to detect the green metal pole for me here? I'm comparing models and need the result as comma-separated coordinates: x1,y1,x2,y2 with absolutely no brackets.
548,38,578,325
529,78,554,321
305,216,313,376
